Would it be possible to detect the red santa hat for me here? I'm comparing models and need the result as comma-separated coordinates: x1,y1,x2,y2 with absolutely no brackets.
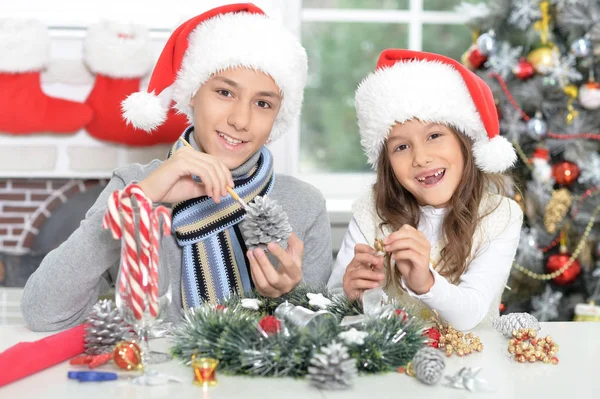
355,49,516,173
121,3,307,143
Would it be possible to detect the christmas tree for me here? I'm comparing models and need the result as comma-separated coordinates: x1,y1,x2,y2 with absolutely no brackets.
458,0,600,321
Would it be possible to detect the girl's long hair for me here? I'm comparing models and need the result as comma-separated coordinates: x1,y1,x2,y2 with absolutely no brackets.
374,127,506,292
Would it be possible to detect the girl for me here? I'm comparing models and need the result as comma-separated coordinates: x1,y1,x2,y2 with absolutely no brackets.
22,4,332,331
328,49,523,331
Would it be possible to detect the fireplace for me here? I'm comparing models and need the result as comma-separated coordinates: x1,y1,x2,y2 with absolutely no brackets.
0,178,108,287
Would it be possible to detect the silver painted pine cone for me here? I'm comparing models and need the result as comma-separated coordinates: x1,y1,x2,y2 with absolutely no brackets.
413,347,445,385
307,341,357,390
84,299,132,355
241,195,292,250
492,312,540,338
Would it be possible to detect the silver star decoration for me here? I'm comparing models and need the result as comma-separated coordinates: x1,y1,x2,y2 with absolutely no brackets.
454,2,490,25
338,328,369,346
486,42,522,79
509,0,542,30
538,53,582,87
578,152,600,185
307,293,332,310
515,227,545,273
444,367,492,392
531,285,563,321
500,107,528,141
241,298,261,310
551,0,586,9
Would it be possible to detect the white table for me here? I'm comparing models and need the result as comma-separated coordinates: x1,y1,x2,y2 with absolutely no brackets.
1,322,598,398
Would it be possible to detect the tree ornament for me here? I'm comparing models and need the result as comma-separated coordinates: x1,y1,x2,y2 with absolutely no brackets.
573,302,600,322
579,79,600,110
412,347,445,385
563,84,579,124
531,286,563,321
476,30,497,55
544,188,572,233
84,299,133,355
241,196,292,250
526,111,548,139
258,315,282,336
513,57,535,79
570,35,592,58
307,341,358,390
530,147,552,183
527,46,557,73
467,46,488,69
552,161,580,187
113,341,143,371
492,313,540,338
546,237,581,285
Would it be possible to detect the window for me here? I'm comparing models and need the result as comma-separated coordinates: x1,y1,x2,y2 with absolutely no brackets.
297,0,477,210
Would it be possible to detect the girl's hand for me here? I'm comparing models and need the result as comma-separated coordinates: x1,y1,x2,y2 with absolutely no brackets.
138,146,234,204
384,225,434,295
342,244,385,300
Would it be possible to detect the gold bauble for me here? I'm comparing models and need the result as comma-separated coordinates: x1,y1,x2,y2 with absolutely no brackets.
461,48,473,69
527,47,557,72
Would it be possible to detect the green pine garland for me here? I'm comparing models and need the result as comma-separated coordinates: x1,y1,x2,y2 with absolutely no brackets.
170,285,428,377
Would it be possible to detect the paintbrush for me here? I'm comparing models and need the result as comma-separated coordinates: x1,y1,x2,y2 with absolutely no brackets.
178,137,248,210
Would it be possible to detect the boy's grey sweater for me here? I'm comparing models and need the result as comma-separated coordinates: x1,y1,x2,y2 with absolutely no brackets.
21,160,333,331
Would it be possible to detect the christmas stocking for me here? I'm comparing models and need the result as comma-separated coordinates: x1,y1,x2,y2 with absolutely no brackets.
0,20,93,134
83,22,188,146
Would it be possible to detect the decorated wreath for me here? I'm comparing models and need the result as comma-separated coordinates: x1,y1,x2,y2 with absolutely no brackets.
170,285,431,388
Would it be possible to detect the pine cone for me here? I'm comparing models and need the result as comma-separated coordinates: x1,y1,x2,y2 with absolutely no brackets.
241,196,292,250
492,312,540,338
412,347,445,385
307,341,357,390
84,299,133,355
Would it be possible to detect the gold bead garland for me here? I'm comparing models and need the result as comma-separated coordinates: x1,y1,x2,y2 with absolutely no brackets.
507,328,559,365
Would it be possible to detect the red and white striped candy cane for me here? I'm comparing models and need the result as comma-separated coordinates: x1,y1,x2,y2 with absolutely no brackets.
102,190,124,240
148,205,171,317
120,184,152,320
101,189,132,300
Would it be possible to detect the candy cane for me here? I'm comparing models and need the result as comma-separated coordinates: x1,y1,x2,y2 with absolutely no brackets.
148,205,172,317
102,190,124,239
120,185,152,320
101,189,132,301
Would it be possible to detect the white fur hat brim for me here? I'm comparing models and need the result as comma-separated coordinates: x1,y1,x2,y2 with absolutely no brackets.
355,60,516,173
0,19,49,72
84,21,153,78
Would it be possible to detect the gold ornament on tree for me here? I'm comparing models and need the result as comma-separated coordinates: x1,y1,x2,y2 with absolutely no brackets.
544,189,572,234
527,1,557,73
563,84,579,124
533,1,551,46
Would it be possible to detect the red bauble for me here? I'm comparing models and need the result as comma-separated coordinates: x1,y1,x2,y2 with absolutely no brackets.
499,303,506,313
513,58,535,80
216,304,226,311
546,253,581,285
422,327,441,348
395,308,408,321
468,48,488,69
112,341,142,371
258,315,281,336
552,161,580,186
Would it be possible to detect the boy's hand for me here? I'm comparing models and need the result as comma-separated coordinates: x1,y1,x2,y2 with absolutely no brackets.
138,146,234,204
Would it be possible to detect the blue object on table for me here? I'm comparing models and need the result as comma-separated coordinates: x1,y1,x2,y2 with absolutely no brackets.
67,371,118,382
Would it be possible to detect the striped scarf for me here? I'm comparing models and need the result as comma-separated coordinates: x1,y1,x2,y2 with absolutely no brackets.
169,128,274,307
